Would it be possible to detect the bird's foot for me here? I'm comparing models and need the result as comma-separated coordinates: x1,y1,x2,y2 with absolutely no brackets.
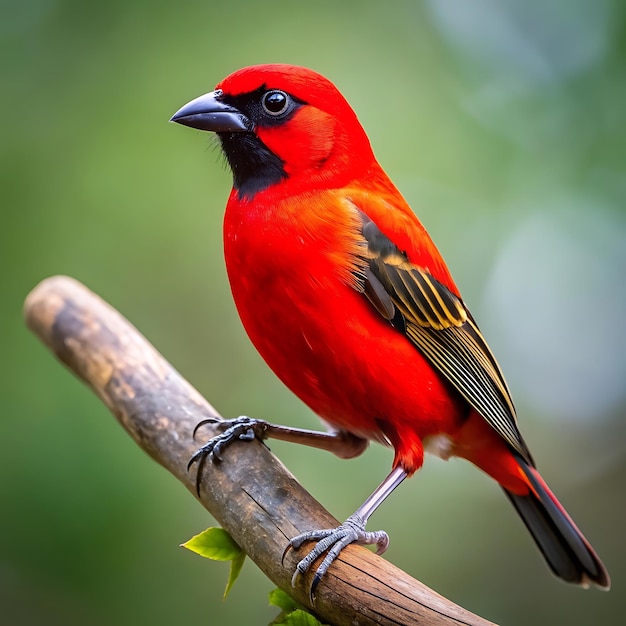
285,514,389,600
188,416,269,493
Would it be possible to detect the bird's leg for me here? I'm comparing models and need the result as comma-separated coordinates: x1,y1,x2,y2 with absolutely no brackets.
188,416,368,494
285,465,408,600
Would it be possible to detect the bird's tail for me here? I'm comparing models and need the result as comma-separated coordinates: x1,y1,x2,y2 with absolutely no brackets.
504,454,610,590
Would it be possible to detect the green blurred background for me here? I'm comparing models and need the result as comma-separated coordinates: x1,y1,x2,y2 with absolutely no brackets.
2,1,625,624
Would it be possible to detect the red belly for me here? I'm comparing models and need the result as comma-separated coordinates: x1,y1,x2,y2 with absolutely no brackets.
227,253,466,473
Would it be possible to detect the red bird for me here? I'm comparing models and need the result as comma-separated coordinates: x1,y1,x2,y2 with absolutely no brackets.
171,64,610,595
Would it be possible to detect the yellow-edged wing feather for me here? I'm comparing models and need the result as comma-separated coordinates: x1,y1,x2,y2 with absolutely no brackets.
354,210,531,462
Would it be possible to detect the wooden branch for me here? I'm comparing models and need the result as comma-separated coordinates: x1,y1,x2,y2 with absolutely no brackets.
24,275,496,626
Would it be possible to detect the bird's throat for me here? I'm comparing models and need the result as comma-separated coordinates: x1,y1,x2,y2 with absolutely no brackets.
218,132,287,201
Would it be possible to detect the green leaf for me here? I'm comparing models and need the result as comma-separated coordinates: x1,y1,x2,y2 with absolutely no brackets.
181,527,247,598
223,549,246,599
268,588,297,613
280,609,323,626
269,589,324,626
181,527,243,561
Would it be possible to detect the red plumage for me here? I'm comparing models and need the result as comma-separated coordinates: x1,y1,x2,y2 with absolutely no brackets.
173,64,609,591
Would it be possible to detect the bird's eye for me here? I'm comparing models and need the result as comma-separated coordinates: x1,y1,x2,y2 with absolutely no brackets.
262,90,290,116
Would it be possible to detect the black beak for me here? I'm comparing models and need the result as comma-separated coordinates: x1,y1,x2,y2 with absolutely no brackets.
170,91,251,132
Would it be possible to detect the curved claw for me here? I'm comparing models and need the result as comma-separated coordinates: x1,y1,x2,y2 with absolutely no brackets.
286,514,389,601
188,416,268,495
192,416,222,439
281,541,294,566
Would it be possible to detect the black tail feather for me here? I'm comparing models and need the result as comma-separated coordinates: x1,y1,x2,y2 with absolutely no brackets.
504,455,610,590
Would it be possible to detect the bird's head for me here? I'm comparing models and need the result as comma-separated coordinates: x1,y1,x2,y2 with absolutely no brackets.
171,64,376,201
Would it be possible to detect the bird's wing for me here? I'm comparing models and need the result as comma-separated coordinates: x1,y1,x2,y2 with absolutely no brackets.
352,209,531,462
